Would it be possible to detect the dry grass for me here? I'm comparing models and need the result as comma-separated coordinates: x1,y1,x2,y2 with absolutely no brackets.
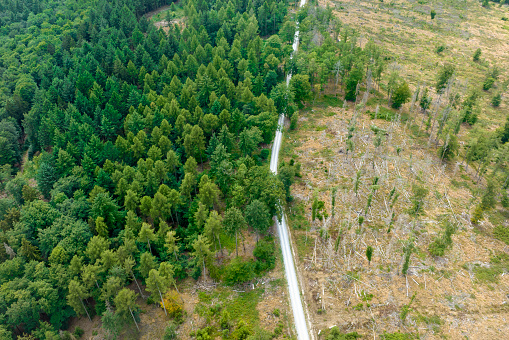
321,0,509,129
283,96,509,338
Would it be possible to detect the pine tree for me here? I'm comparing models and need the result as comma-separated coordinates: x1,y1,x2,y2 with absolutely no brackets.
366,246,373,265
164,230,180,261
192,235,212,278
138,223,156,253
146,269,169,316
67,280,91,321
114,289,140,331
204,210,223,254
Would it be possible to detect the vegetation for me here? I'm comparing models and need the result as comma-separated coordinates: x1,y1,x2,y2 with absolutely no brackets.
0,0,508,338
279,0,509,338
428,221,456,256
0,0,300,337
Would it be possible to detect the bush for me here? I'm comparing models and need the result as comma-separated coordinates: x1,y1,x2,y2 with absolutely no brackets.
232,320,251,340
327,327,362,340
473,48,482,62
463,109,478,125
501,193,509,208
494,225,509,245
224,258,254,285
164,321,178,340
471,205,484,224
437,133,459,161
483,77,495,91
491,93,501,107
382,332,415,340
408,185,428,216
191,327,213,340
161,290,184,321
428,221,455,256
290,112,298,130
370,107,395,121
391,81,412,109
259,149,269,160
73,327,84,338
253,238,276,273
430,9,436,19
435,45,445,54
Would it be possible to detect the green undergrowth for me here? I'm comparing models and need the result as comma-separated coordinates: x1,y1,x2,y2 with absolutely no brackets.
294,233,314,261
325,326,361,339
193,288,273,339
473,252,509,283
381,332,417,340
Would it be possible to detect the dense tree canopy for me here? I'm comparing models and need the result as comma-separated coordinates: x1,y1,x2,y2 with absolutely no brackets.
0,0,295,337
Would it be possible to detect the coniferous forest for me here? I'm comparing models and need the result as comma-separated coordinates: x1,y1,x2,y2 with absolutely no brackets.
0,0,298,337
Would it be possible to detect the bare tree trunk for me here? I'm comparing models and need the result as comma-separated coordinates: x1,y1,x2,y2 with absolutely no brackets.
242,233,246,254
217,235,223,256
173,282,185,303
80,299,92,321
157,286,168,316
131,271,144,298
129,307,140,331
428,95,442,145
203,258,206,280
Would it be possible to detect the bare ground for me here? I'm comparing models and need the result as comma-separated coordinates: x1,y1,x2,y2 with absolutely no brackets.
283,98,509,338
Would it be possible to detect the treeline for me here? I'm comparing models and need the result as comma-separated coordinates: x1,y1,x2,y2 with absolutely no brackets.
0,0,303,338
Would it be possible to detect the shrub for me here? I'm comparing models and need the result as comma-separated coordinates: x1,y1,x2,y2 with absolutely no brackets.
161,290,184,321
164,321,178,340
400,293,416,322
290,112,298,130
471,205,484,224
473,48,482,62
259,149,270,160
483,77,495,91
430,9,436,19
191,327,213,340
220,310,231,330
391,81,412,109
428,221,456,256
231,320,251,340
73,327,84,338
224,258,254,285
327,327,361,340
501,193,509,208
370,107,395,121
494,225,509,245
437,133,459,161
408,185,428,216
253,238,276,273
382,332,415,340
491,93,501,107
435,45,445,54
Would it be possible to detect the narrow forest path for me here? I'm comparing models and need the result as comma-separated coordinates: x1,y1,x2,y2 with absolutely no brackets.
270,0,311,339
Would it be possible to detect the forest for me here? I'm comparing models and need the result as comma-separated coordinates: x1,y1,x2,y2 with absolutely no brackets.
0,0,300,338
